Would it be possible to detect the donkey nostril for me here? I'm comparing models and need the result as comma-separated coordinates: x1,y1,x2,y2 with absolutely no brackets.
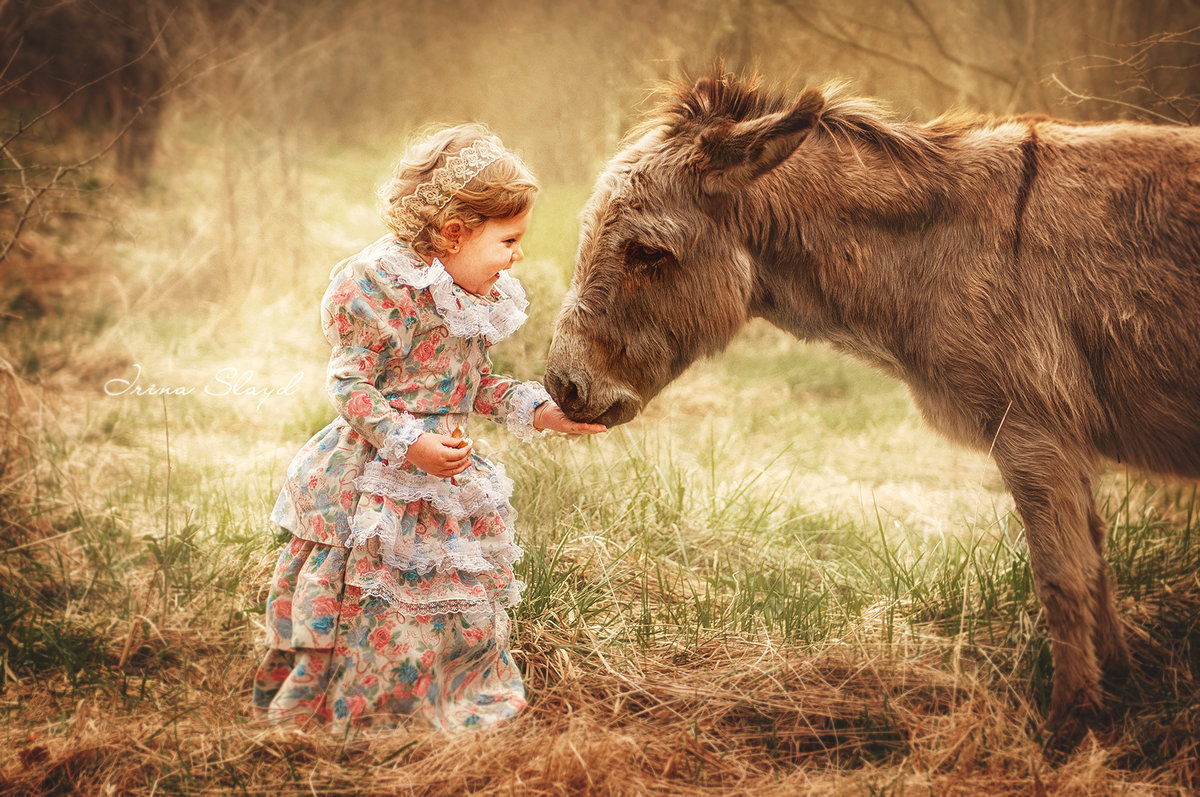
563,380,581,409
545,369,574,407
545,362,593,420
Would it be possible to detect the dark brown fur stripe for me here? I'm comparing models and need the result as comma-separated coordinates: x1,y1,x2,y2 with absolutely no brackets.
1012,124,1040,261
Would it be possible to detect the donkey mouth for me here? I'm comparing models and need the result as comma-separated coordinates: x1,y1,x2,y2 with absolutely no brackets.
558,393,642,427
590,396,642,427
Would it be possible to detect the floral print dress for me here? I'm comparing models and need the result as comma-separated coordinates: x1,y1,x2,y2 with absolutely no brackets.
253,235,550,734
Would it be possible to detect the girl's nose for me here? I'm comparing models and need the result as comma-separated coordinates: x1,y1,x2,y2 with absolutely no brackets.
511,245,524,263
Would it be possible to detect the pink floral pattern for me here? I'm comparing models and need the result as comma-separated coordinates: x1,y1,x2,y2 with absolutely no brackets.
254,236,547,733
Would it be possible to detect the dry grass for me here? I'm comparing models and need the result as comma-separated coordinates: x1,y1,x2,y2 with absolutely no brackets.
2,566,1196,796
1,383,1196,797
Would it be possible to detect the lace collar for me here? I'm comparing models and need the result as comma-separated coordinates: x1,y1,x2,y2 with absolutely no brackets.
331,235,530,344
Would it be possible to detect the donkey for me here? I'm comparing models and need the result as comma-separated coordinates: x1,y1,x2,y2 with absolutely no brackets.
544,71,1200,727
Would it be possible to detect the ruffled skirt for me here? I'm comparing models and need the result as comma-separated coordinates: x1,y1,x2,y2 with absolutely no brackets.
253,415,526,733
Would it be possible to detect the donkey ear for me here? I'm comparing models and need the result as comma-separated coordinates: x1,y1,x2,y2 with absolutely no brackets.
692,88,824,195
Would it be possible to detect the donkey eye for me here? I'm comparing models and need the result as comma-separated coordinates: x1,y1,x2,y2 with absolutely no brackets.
625,242,672,271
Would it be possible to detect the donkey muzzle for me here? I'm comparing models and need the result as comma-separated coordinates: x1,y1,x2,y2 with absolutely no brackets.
544,357,642,427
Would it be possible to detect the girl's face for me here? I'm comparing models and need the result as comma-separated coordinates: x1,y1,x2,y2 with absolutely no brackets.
439,211,531,296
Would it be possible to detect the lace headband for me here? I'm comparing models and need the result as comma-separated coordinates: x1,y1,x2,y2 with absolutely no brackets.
391,137,507,240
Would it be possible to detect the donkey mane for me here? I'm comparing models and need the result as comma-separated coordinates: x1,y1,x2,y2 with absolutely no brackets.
661,70,794,124
651,70,955,172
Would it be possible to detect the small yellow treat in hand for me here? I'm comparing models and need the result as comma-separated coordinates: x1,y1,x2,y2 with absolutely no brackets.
450,425,472,449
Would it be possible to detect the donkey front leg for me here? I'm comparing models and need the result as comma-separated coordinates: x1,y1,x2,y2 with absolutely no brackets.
993,435,1108,725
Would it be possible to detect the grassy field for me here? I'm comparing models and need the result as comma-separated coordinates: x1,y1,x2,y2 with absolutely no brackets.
1,129,1199,795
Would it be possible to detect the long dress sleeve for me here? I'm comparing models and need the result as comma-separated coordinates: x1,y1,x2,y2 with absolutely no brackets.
471,352,551,442
322,270,425,463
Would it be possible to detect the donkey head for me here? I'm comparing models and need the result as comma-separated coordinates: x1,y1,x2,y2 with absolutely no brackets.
545,74,824,425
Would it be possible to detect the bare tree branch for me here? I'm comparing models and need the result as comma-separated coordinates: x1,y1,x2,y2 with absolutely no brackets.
0,14,172,152
0,171,59,262
0,14,187,262
770,0,960,95
1048,73,1191,126
1047,25,1200,126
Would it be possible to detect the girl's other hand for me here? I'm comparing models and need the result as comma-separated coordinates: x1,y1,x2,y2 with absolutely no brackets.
404,433,473,477
533,401,608,435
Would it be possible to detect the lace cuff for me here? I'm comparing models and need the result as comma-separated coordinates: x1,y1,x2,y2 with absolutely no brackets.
377,412,425,464
505,381,552,443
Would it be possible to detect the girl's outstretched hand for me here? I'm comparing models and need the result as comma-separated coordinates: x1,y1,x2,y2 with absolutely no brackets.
404,433,472,477
534,401,608,435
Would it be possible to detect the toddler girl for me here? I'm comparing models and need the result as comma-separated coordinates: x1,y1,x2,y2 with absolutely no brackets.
253,124,604,733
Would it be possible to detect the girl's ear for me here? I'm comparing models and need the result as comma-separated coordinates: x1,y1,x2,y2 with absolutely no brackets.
439,219,466,251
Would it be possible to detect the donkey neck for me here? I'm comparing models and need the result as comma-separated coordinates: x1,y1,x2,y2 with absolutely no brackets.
743,118,1032,378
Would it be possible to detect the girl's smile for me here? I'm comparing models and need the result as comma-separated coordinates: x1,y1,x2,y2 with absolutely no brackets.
438,210,531,296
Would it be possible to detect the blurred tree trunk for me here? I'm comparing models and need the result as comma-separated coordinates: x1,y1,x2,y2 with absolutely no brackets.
1,0,173,182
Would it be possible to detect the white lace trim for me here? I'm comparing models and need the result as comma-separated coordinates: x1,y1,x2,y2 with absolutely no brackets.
358,582,523,631
352,461,515,520
372,542,523,579
330,237,529,345
429,267,529,344
506,381,552,443
376,412,425,465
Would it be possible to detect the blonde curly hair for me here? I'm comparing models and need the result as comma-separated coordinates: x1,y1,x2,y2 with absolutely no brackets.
379,123,539,259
